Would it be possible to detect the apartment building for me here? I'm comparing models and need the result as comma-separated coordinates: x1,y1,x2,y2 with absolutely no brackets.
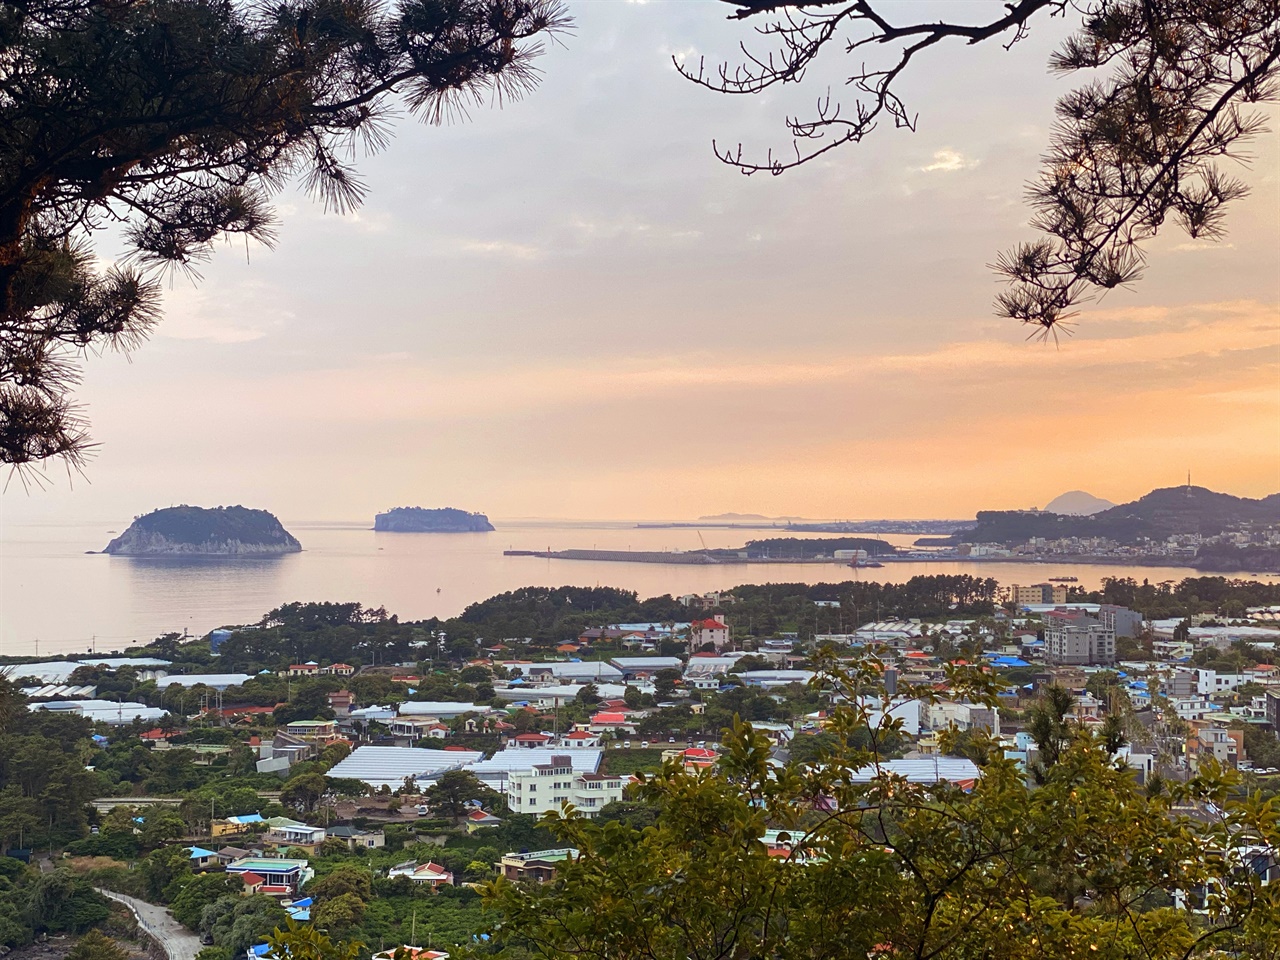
504,754,626,817
1043,611,1116,666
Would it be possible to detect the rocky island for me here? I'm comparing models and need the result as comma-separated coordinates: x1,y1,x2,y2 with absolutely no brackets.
102,505,302,556
374,506,495,532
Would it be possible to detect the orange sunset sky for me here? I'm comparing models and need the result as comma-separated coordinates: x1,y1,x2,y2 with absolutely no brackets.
3,2,1278,524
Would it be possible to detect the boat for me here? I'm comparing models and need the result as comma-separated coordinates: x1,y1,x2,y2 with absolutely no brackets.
1048,576,1079,582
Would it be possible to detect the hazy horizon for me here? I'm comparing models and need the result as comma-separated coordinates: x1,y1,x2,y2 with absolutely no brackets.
2,1,1276,527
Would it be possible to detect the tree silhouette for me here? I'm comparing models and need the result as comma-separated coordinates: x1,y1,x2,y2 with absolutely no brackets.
0,0,568,468
685,0,1278,337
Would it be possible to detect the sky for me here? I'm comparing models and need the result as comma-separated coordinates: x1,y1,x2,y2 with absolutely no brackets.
4,0,1279,524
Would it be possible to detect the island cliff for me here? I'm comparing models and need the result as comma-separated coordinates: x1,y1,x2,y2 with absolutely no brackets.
374,506,495,532
103,505,302,556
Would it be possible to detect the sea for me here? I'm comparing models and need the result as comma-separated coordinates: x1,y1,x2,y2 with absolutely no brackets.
2,518,1270,657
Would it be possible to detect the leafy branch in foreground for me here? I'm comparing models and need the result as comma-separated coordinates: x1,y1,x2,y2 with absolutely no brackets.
686,0,1279,338
0,0,569,469
478,649,1280,960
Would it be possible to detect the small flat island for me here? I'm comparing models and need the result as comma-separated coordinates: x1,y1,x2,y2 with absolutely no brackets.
102,505,302,556
374,506,495,533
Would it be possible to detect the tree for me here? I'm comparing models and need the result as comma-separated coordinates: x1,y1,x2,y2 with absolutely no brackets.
24,871,109,933
652,668,681,702
311,865,372,903
683,0,1278,336
480,654,1280,960
266,918,363,960
171,872,244,931
1026,683,1077,781
310,892,366,936
65,931,129,960
423,770,495,821
281,772,328,813
1,0,570,467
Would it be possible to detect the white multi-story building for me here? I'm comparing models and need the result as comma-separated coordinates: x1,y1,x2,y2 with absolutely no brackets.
505,755,626,817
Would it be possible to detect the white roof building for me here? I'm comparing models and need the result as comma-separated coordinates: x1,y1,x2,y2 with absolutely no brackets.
849,757,982,785
156,674,253,690
325,746,484,789
397,701,488,718
525,662,624,682
6,658,171,683
31,699,168,725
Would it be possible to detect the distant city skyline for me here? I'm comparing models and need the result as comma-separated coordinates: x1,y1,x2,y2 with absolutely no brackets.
2,2,1276,525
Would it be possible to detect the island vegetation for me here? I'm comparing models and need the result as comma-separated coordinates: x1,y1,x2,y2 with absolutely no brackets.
373,508,495,533
102,506,302,557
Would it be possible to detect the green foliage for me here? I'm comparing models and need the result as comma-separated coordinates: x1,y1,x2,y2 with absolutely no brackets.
311,892,367,936
480,652,1280,960
65,930,130,960
205,894,289,956
312,865,373,903
24,870,110,933
268,917,363,960
171,872,244,931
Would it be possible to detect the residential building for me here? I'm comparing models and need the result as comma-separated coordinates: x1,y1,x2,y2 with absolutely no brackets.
225,857,314,896
1266,690,1280,730
284,719,339,741
1194,669,1249,696
326,824,385,851
691,617,730,650
263,819,326,852
465,810,503,833
389,716,450,740
1186,725,1243,771
504,755,626,817
588,711,637,735
217,845,254,865
328,690,355,716
1097,604,1144,638
187,846,217,869
325,663,355,676
508,732,554,749
1043,611,1116,665
212,813,265,837
678,591,738,609
287,662,321,677
498,848,579,883
387,860,454,888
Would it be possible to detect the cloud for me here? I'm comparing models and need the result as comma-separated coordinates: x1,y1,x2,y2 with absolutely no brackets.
1173,240,1237,252
156,280,293,344
919,149,979,173
458,239,544,260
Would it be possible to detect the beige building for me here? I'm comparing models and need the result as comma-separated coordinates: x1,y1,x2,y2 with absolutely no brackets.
1010,583,1069,606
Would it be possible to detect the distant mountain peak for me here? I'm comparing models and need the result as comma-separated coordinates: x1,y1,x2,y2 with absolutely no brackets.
1043,491,1115,516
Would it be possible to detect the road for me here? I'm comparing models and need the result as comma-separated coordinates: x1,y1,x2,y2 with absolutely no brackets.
97,889,203,960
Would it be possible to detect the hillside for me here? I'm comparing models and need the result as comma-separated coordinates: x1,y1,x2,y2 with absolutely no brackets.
103,505,302,556
374,506,495,532
955,486,1279,546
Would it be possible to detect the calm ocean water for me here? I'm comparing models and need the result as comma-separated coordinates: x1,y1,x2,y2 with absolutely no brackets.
2,518,1266,656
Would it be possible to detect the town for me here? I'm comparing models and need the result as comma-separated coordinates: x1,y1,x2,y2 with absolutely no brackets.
1,573,1279,959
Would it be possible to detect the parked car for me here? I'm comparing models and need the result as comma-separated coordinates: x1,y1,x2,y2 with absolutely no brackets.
624,740,632,749
668,737,676,743
641,740,649,748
